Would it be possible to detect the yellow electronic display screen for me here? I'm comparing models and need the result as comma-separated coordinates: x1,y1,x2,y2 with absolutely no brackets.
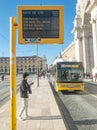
18,6,64,44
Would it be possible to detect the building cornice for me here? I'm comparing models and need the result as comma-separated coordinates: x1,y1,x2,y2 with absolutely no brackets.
86,0,97,13
72,26,82,33
0,55,46,60
82,24,92,29
62,42,75,55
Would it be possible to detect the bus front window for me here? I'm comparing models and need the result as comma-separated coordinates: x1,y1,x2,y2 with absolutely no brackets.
57,68,83,82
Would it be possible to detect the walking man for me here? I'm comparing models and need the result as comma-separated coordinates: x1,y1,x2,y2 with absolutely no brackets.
18,72,33,120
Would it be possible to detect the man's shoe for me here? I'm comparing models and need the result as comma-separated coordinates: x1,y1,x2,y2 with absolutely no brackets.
17,116,24,121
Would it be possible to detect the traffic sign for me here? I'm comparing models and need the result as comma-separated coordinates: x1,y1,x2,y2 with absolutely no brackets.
18,6,64,44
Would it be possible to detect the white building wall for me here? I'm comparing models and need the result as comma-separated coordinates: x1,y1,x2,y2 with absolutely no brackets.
61,0,95,75
86,0,97,76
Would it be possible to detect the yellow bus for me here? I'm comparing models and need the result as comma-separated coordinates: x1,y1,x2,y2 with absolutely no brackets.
52,61,84,92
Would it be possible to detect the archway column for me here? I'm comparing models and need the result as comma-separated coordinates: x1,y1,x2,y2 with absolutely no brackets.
91,18,97,76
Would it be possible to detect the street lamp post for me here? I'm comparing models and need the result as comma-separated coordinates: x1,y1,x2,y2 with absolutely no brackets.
36,38,41,87
37,44,39,87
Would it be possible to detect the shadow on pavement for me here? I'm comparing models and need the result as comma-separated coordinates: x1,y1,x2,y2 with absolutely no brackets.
22,115,62,120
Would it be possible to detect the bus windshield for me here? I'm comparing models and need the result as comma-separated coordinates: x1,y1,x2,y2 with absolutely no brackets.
56,62,84,82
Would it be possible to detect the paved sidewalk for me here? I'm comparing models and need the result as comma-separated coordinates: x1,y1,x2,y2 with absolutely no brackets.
84,79,97,85
0,77,66,130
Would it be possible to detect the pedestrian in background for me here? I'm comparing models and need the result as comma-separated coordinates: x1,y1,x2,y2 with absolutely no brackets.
18,72,34,120
1,74,4,81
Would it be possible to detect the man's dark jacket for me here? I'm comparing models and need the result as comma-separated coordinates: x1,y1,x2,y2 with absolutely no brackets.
20,79,32,98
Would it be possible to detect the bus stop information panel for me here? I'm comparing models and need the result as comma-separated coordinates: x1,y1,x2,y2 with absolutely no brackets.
18,6,64,44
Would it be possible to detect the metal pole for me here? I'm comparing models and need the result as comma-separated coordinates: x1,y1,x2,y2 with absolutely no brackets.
10,17,17,130
37,44,39,86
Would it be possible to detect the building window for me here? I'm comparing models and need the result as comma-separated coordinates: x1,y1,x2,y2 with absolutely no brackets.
21,68,23,71
17,68,19,73
29,68,31,72
5,68,7,73
1,69,3,72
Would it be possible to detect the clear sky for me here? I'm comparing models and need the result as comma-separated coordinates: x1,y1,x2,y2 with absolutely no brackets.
0,0,77,65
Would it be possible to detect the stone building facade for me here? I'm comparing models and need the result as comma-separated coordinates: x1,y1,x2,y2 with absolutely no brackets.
72,0,94,74
61,41,76,61
86,0,97,76
0,55,47,74
61,0,97,76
